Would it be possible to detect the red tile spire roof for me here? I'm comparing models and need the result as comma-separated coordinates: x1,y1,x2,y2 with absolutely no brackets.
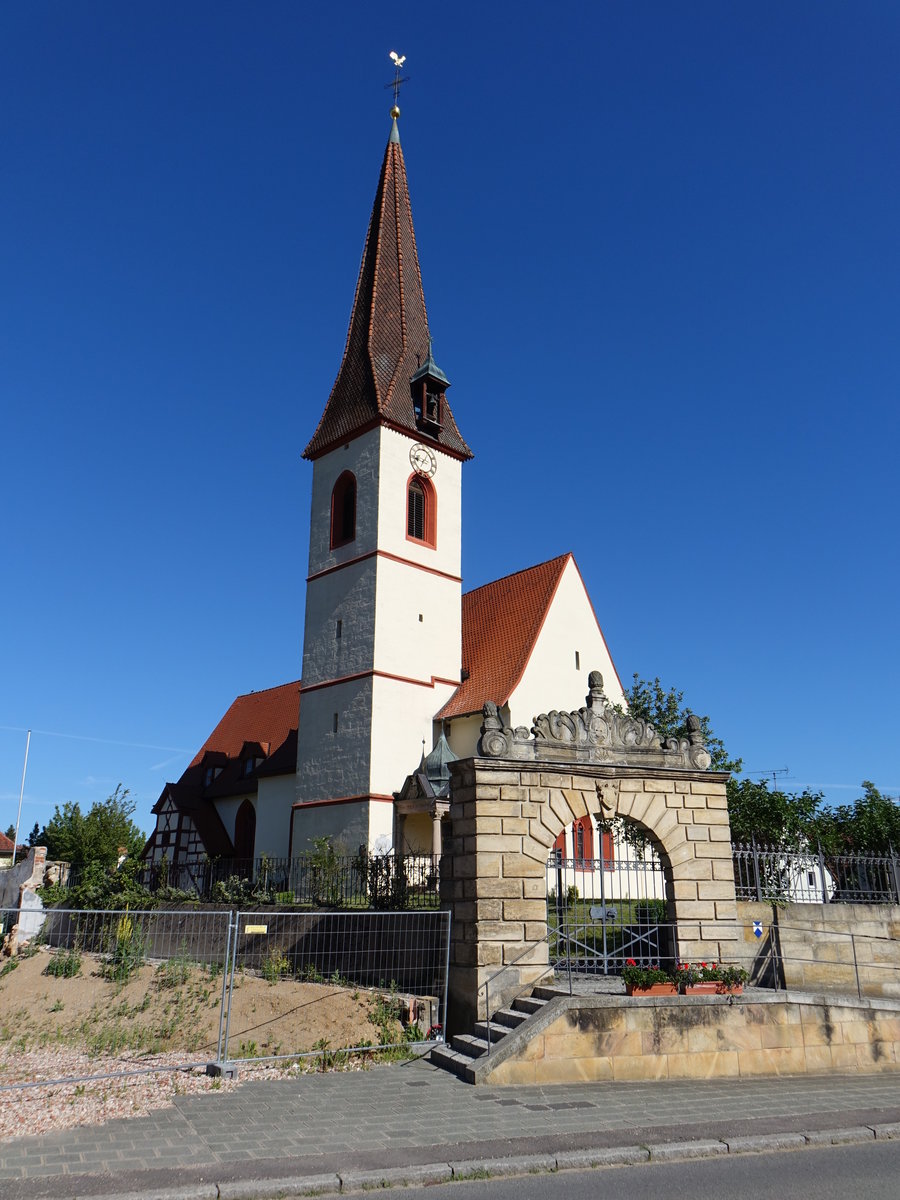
304,118,472,461
438,554,573,720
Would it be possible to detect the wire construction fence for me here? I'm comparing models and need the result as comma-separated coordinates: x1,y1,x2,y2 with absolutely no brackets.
732,842,900,904
0,905,450,1090
216,909,451,1068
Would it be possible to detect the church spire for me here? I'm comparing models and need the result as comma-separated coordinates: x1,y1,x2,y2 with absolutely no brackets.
304,112,472,461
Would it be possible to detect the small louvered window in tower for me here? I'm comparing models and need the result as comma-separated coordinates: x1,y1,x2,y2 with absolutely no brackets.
407,479,425,541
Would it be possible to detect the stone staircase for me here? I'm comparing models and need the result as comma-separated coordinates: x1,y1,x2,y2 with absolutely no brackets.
430,983,570,1083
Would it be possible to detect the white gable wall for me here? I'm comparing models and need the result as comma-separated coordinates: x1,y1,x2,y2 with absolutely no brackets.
508,557,624,729
256,774,297,859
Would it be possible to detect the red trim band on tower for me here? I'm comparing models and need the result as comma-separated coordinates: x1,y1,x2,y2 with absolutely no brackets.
308,548,461,585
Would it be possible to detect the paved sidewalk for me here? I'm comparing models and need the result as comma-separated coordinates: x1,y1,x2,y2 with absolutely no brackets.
1,1058,899,1200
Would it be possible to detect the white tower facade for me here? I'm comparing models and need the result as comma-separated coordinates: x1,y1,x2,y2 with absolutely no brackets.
292,117,471,854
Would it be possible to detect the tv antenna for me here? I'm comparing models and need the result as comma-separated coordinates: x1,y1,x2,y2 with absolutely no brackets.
745,766,790,790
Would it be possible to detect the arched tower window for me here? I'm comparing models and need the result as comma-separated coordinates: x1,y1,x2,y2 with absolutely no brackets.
330,471,357,549
406,473,436,548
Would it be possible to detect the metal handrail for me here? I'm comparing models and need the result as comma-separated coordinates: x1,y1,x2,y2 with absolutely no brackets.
478,931,573,1055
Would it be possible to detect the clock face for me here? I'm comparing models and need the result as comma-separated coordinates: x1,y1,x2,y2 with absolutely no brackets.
409,443,437,478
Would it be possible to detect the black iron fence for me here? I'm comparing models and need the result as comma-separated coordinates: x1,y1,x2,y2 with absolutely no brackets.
60,853,442,910
732,842,900,904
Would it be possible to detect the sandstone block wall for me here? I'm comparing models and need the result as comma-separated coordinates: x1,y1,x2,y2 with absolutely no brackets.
481,992,900,1086
736,901,900,999
441,760,738,1032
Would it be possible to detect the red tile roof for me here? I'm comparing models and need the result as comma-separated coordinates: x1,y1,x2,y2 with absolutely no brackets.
147,682,302,860
0,831,15,854
437,554,572,720
189,681,301,767
303,125,472,462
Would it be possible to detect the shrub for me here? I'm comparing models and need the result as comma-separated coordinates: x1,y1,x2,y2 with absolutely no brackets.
101,911,146,983
40,858,154,912
260,945,291,983
44,948,82,979
155,946,193,989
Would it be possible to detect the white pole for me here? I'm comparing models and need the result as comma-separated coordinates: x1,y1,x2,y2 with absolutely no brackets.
12,730,31,861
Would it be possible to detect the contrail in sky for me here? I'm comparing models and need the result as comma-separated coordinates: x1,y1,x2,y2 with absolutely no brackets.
0,725,190,754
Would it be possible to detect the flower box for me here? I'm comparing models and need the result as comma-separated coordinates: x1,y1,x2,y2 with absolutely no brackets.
681,982,744,996
625,982,678,997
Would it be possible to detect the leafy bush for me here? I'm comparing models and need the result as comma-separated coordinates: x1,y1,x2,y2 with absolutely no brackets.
633,899,667,925
260,945,291,983
40,858,154,912
307,837,344,907
361,853,409,910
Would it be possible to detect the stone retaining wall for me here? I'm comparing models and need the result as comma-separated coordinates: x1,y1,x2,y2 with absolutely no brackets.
478,991,900,1085
736,901,900,999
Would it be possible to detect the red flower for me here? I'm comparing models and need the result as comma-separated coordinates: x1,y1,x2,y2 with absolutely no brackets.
626,958,636,966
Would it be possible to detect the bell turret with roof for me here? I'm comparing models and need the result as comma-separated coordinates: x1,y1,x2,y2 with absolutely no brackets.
293,96,469,856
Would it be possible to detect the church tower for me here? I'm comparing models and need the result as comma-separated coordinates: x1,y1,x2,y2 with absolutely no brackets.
292,108,472,855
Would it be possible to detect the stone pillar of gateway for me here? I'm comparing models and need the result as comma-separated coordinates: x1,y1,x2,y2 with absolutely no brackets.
439,672,739,1033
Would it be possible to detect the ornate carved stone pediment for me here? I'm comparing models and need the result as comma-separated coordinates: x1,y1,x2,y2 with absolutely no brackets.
478,671,712,770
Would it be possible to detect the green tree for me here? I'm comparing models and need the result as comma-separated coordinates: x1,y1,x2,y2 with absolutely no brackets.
623,674,829,848
725,776,824,848
814,781,900,855
623,674,741,773
3,824,14,841
36,786,146,868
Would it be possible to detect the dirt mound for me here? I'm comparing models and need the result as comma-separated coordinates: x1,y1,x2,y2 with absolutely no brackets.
0,946,399,1061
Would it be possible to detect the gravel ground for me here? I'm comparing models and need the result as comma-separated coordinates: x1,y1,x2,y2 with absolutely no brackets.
0,1045,364,1143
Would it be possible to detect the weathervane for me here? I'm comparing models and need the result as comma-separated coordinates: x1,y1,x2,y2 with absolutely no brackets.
386,50,409,117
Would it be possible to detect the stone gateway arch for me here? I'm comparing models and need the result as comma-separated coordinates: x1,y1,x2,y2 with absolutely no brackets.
440,673,739,1031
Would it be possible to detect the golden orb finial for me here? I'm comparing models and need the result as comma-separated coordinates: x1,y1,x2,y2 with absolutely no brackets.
391,104,401,119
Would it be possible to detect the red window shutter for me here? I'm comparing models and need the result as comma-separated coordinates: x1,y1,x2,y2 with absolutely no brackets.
600,829,615,864
580,817,594,862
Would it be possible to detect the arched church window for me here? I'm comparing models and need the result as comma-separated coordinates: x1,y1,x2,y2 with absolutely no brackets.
330,472,357,549
234,800,256,862
406,474,436,548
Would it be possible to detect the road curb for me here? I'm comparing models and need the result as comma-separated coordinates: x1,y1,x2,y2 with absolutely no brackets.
5,1120,897,1200
217,1174,342,1199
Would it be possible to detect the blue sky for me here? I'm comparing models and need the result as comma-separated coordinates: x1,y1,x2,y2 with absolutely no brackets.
1,2,898,841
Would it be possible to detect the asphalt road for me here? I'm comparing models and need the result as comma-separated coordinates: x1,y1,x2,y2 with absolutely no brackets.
383,1140,900,1200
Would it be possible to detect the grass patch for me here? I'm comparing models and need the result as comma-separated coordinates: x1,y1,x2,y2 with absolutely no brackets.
44,948,82,978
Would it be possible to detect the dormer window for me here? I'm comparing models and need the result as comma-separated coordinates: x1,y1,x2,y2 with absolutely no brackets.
202,761,225,788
